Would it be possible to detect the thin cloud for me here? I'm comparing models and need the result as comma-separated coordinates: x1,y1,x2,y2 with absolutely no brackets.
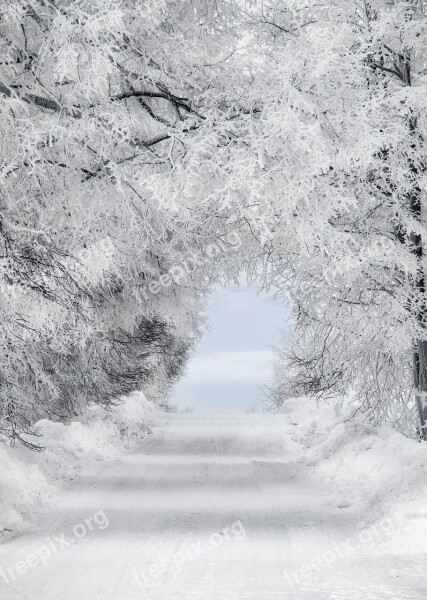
184,349,275,384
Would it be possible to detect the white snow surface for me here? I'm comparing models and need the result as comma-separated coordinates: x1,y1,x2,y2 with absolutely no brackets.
0,397,426,599
0,392,156,534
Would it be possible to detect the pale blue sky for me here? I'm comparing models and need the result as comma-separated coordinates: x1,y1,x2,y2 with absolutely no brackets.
170,283,290,412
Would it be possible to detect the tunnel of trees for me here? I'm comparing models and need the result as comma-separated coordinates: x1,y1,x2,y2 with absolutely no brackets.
1,0,427,446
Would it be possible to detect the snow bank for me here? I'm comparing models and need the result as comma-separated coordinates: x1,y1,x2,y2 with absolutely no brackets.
281,396,427,547
0,392,157,535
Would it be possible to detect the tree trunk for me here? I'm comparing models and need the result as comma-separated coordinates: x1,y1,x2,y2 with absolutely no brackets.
398,55,427,439
415,342,427,440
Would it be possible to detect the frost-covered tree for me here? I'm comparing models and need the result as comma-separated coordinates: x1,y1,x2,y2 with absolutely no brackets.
239,0,427,437
0,0,242,444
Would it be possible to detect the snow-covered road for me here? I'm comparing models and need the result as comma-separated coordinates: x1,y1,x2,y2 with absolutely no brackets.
0,413,426,599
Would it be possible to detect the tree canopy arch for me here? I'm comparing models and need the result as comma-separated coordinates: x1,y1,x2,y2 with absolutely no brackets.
1,0,427,444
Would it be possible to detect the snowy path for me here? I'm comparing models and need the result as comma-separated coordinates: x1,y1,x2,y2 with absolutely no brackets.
0,413,426,599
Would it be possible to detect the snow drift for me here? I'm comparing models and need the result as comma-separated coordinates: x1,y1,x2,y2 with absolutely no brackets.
0,392,156,535
281,396,427,551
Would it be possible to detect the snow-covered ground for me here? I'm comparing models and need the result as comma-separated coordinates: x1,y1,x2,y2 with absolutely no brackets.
0,405,426,599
